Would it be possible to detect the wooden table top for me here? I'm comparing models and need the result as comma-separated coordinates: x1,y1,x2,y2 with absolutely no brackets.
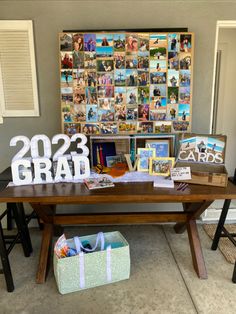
0,181,236,204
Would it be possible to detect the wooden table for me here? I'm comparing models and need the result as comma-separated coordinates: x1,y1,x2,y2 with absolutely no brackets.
0,181,236,284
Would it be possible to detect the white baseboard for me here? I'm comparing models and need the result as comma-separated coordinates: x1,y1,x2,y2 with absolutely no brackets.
201,208,236,223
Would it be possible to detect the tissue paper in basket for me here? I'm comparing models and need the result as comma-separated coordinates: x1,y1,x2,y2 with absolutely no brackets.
53,231,130,294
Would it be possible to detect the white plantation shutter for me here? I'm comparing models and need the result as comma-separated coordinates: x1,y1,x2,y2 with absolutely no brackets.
0,20,39,120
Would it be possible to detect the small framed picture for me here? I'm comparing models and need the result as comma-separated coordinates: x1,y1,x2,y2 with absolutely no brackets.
149,157,175,176
137,148,156,172
145,140,170,157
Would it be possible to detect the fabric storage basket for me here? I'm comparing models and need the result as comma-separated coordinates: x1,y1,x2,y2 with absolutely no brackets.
54,231,130,294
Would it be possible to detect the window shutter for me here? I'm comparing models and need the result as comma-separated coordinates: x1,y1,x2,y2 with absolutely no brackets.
0,20,39,117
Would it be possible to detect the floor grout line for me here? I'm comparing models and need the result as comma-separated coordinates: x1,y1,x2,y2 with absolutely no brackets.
162,225,199,314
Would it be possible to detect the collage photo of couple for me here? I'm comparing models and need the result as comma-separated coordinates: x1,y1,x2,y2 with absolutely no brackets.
60,32,193,135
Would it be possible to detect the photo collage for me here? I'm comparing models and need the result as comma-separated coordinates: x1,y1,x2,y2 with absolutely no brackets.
60,31,193,136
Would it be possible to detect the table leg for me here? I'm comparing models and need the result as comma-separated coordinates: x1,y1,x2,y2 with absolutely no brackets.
187,219,207,279
0,219,14,292
211,199,231,250
30,204,55,284
11,203,33,256
36,223,53,284
174,201,213,234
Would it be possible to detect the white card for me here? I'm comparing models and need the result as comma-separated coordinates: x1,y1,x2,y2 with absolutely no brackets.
170,167,191,180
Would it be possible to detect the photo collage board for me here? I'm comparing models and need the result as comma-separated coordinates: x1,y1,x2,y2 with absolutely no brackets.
60,31,194,136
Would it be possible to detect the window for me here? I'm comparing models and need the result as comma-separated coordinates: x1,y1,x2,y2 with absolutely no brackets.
0,20,39,123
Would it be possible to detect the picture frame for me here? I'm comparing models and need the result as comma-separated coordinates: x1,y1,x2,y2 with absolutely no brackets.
137,148,156,172
60,31,194,135
145,139,170,157
149,157,175,176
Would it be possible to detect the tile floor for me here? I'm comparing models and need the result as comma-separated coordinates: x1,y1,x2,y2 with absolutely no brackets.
0,225,235,314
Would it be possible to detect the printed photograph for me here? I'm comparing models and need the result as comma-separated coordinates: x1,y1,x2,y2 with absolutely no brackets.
84,52,96,69
73,104,86,122
61,94,73,106
137,148,155,172
180,136,196,151
150,47,166,60
84,71,96,87
138,104,149,121
150,97,166,110
150,85,166,97
180,34,192,52
114,52,126,69
97,86,114,98
115,104,126,121
73,51,84,69
84,34,96,51
60,33,72,51
166,104,178,120
114,34,126,51
138,33,149,52
172,121,190,132
168,69,179,87
98,98,115,110
106,155,123,167
150,34,167,47
179,70,191,87
138,87,149,104
61,52,73,69
168,52,179,70
98,108,115,122
137,122,153,133
72,33,84,51
207,137,225,154
195,137,209,153
96,34,113,46
126,53,138,69
64,123,80,136
73,69,86,87
81,123,100,135
168,34,179,52
138,55,149,69
73,86,86,105
178,103,190,121
61,86,73,94
126,34,138,52
179,87,190,103
114,69,126,86
150,60,166,72
126,104,138,120
145,140,170,157
96,46,114,58
63,111,74,123
119,121,136,133
137,70,149,86
168,87,179,104
86,105,98,122
154,121,172,133
154,110,167,121
150,110,161,121
100,122,118,134
126,87,138,104
150,72,166,84
61,70,73,88
149,157,175,176
97,72,114,85
115,87,126,104
97,59,114,72
85,86,97,104
126,69,138,86
180,53,191,70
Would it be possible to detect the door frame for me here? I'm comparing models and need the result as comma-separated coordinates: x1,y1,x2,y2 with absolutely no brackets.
210,20,236,133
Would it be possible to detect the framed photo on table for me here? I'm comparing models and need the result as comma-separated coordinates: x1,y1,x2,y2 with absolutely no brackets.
137,148,155,172
145,139,170,157
149,157,175,176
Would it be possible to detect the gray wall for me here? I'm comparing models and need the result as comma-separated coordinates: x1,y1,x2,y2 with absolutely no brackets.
0,0,235,171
